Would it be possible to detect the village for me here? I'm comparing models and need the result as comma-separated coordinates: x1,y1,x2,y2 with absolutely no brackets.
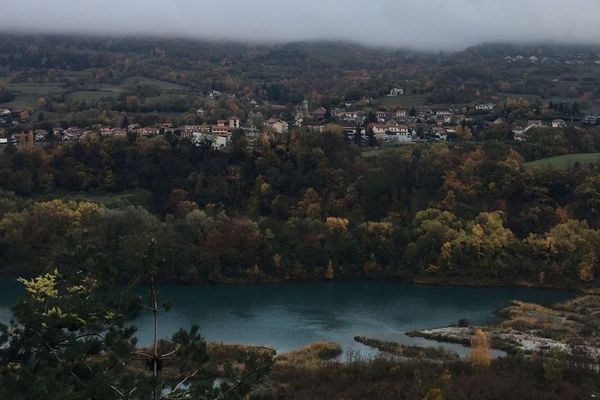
1,88,600,149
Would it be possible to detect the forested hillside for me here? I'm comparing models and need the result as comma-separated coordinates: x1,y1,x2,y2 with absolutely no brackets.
1,128,599,288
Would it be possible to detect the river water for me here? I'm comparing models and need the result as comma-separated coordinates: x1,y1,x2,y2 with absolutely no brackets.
0,280,574,357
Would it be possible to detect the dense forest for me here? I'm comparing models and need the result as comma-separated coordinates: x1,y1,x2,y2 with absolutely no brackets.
0,126,599,288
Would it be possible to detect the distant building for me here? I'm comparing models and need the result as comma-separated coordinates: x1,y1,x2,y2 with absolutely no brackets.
181,125,208,139
213,134,228,149
372,124,388,138
375,110,388,122
211,125,229,136
475,103,495,111
525,120,544,132
388,88,405,96
134,127,160,137
512,126,526,141
228,116,241,129
431,127,448,141
266,118,289,134
395,109,408,118
305,124,326,133
34,129,48,141
310,107,328,121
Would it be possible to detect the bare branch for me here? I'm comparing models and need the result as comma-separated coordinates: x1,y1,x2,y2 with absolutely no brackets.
161,369,199,399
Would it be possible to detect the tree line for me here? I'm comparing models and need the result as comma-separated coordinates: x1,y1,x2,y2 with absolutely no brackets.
0,128,599,287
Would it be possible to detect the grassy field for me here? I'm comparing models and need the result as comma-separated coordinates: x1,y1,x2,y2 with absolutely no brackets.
66,90,121,102
0,82,64,108
122,76,188,91
524,153,600,169
6,82,64,94
0,75,187,109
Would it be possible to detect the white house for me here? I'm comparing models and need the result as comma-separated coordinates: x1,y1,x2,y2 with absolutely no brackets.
388,88,405,96
372,124,388,139
512,126,526,141
385,124,412,143
395,109,408,118
375,110,388,121
432,127,447,141
475,103,495,111
387,124,409,135
552,119,567,128
213,134,228,149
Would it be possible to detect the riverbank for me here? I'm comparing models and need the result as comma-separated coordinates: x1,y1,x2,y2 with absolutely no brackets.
407,295,600,359
353,336,460,361
2,267,596,293
176,273,596,292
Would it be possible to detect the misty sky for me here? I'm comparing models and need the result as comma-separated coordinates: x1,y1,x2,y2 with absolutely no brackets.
2,0,600,50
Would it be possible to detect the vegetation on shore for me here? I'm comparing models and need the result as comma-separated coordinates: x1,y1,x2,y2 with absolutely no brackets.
275,342,342,367
261,354,598,399
354,336,460,361
409,295,600,361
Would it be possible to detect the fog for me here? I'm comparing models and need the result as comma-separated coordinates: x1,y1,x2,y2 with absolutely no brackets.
2,0,600,50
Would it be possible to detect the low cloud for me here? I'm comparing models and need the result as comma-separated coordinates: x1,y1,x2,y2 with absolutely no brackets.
2,0,600,50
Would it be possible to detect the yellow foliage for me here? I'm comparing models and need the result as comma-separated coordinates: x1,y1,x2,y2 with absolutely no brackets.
32,200,103,228
472,223,484,239
505,97,530,110
360,221,393,237
18,269,60,302
277,341,342,367
325,217,349,232
468,329,492,367
441,242,452,260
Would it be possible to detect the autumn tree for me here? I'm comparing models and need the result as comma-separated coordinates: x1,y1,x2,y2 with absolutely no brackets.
468,329,492,367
